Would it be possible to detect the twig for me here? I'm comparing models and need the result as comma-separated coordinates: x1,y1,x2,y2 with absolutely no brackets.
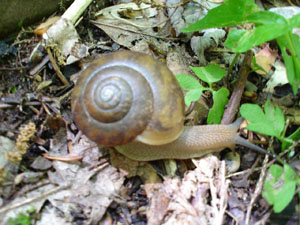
185,101,196,116
253,209,273,225
222,51,253,124
29,55,49,76
227,141,299,178
245,155,270,225
216,161,228,225
12,181,51,198
46,48,70,86
0,66,30,71
0,185,69,214
0,103,13,109
225,210,239,225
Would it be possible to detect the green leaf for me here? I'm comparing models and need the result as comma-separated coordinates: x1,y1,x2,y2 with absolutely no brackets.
190,65,226,85
182,0,259,32
282,127,300,150
290,13,300,28
17,21,23,28
207,87,229,124
224,29,246,50
276,33,300,94
184,89,203,107
176,74,202,90
240,100,285,137
244,11,288,25
176,74,205,106
263,164,297,213
228,11,289,52
270,164,283,180
8,213,31,225
225,23,289,52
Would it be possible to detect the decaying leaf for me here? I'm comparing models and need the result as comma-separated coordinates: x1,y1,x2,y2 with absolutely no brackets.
93,2,170,51
191,28,226,65
145,155,228,225
252,45,277,75
0,136,17,188
263,60,289,94
109,149,160,184
166,0,203,39
43,18,88,65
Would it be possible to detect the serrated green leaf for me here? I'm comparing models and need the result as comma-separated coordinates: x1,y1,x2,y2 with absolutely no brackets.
190,65,226,85
176,74,202,90
207,87,229,124
240,100,285,137
182,0,259,32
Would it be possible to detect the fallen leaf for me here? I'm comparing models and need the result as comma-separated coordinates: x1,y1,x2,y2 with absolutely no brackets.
252,45,277,75
34,16,60,36
263,60,289,94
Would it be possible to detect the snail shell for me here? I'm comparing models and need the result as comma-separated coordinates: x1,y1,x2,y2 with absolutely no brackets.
71,51,185,146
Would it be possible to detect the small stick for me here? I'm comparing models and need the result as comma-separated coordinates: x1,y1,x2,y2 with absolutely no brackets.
0,185,68,214
222,51,253,124
46,48,70,86
245,155,269,225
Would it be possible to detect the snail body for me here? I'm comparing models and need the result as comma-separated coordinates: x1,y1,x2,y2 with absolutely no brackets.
72,51,270,161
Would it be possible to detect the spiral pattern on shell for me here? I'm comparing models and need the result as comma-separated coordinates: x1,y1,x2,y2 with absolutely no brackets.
72,51,185,146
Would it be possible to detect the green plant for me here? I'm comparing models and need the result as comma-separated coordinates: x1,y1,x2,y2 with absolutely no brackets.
183,0,300,94
176,64,227,124
263,164,300,213
240,101,300,213
8,207,36,225
179,0,300,213
8,213,31,225
240,100,300,150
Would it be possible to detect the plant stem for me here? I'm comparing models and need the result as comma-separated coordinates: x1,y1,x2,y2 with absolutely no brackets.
225,52,241,83
62,0,93,24
285,32,300,76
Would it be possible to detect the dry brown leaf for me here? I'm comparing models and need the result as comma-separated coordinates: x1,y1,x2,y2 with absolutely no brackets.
34,16,60,36
109,149,160,184
252,45,277,75
92,2,170,51
145,155,229,225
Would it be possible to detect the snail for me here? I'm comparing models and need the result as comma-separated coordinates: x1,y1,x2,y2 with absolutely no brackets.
71,51,272,161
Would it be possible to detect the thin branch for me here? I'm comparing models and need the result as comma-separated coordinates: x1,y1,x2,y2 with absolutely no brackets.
222,51,253,124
